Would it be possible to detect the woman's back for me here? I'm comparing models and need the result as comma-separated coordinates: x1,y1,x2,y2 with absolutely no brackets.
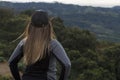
9,39,71,80
23,48,50,79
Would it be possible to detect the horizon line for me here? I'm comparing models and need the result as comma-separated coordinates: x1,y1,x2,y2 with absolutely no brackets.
0,1,119,8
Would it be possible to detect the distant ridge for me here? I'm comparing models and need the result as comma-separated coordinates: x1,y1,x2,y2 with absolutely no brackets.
0,1,120,42
113,6,120,9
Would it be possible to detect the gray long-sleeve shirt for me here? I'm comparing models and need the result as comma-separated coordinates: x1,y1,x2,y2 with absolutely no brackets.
8,39,71,80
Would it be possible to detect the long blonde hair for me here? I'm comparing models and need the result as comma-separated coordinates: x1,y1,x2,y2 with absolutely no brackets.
21,11,56,65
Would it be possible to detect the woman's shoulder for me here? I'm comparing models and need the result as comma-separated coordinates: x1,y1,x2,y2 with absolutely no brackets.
50,39,60,46
18,38,26,46
49,39,62,51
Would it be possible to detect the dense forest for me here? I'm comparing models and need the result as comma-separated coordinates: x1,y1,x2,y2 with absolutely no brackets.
0,1,120,42
0,6,120,80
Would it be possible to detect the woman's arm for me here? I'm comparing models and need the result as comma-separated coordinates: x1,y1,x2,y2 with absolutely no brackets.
50,39,71,80
8,40,24,80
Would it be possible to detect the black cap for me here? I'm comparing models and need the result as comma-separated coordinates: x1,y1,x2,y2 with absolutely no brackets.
31,10,49,27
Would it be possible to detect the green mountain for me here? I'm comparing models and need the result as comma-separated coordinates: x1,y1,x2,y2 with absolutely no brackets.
0,1,120,42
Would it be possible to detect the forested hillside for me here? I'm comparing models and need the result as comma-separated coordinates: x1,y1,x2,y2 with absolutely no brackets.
0,7,120,80
0,1,120,42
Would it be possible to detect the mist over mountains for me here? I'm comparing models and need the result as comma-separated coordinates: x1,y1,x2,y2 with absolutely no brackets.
0,1,120,42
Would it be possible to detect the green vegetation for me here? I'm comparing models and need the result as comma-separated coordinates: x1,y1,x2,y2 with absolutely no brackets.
0,8,120,80
0,2,120,42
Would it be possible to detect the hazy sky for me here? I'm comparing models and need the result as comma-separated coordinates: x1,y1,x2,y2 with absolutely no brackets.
1,0,120,7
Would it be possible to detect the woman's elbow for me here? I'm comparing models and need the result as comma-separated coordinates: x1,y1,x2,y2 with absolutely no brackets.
8,61,14,67
64,62,71,69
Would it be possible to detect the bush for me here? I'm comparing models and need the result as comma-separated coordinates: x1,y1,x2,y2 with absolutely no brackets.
0,57,5,62
0,75,13,80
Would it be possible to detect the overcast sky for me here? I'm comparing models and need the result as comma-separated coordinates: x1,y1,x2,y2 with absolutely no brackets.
1,0,120,7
